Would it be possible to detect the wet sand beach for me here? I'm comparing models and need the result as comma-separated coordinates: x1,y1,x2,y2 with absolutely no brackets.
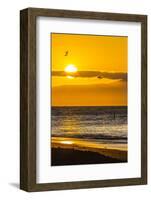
51,137,127,166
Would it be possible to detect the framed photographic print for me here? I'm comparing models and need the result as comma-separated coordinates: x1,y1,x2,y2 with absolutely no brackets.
20,8,147,191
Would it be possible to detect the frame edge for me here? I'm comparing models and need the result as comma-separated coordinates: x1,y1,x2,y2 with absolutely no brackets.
141,15,148,185
20,8,37,192
20,8,29,191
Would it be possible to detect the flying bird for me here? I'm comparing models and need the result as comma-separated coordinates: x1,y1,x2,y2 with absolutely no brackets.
64,51,68,56
97,75,103,79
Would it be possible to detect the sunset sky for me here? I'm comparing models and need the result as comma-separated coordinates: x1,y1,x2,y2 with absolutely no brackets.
51,33,127,106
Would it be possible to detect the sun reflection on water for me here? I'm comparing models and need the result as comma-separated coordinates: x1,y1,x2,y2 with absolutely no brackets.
60,141,74,145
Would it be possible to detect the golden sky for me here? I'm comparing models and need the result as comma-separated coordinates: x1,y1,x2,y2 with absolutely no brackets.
51,33,127,106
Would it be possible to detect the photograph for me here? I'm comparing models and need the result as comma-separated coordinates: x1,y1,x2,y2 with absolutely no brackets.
51,33,128,166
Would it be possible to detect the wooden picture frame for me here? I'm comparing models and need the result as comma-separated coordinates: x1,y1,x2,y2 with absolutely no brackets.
20,7,147,192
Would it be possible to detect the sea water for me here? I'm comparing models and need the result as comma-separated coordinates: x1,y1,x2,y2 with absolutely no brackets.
51,106,127,144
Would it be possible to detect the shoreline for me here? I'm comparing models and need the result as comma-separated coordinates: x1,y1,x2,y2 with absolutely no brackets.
51,137,127,166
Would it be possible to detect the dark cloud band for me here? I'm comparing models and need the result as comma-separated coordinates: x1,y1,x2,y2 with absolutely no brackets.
52,71,127,81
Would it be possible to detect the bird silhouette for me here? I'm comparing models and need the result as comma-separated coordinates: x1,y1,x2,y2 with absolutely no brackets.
64,51,68,56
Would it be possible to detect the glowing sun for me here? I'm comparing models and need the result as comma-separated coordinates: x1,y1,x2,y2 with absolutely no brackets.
65,64,77,73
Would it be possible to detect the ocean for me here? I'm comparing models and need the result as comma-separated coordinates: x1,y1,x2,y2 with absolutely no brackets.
51,106,127,145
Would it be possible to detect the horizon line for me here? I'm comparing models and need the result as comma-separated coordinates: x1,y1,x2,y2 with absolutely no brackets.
51,105,127,107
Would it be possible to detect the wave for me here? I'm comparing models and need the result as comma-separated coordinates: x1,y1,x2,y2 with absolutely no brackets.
52,133,127,141
51,106,127,144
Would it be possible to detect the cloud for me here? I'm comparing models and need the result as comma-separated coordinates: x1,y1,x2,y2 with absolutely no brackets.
52,71,127,81
97,72,127,81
